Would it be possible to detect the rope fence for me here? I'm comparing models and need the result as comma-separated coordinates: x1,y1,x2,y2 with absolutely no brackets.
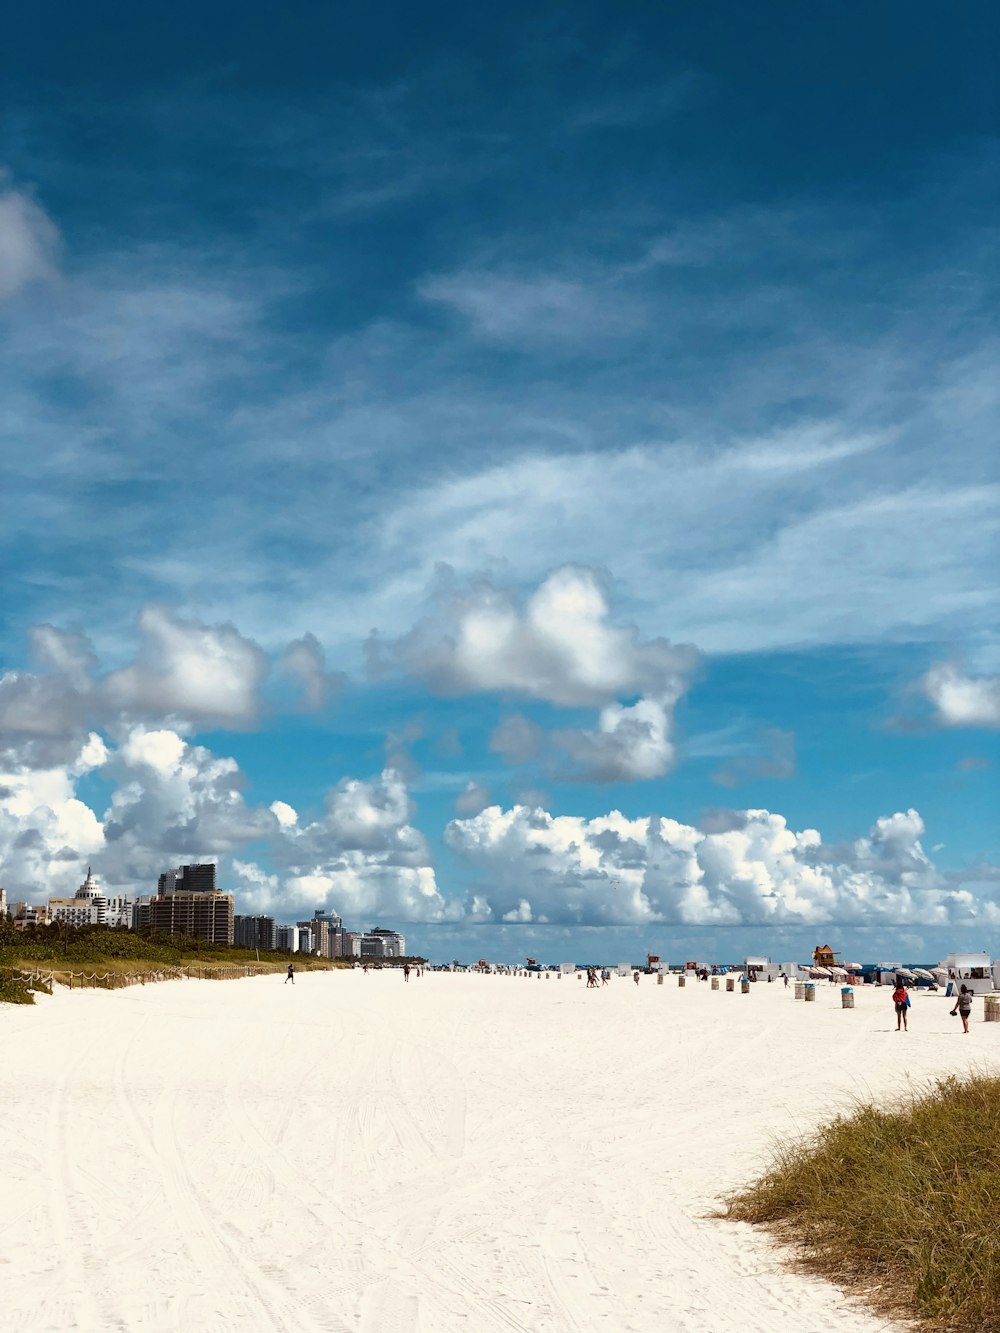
2,962,283,993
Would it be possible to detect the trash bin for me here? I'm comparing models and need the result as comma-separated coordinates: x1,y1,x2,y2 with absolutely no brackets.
657,972,664,985
726,977,735,992
740,980,750,995
985,996,999,1023
841,986,854,1009
794,982,805,1000
678,974,686,987
711,976,719,991
804,983,816,1002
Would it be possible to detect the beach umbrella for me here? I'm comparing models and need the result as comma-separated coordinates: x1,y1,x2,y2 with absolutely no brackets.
844,962,862,970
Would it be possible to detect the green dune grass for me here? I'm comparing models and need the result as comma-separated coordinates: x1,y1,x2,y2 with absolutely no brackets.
0,920,346,1000
727,1072,1000,1332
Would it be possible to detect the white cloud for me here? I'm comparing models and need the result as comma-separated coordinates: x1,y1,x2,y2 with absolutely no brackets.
270,800,299,828
445,801,992,929
371,567,698,784
418,269,640,345
0,177,60,302
921,662,1000,728
553,696,677,782
373,565,697,706
0,762,105,899
104,605,268,728
101,727,275,883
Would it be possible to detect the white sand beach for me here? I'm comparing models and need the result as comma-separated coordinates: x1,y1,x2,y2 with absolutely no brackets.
2,970,995,1333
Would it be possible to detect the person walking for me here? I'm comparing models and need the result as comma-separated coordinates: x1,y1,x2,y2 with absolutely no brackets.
285,962,295,985
951,984,973,1034
633,970,640,987
403,963,411,983
891,980,909,1030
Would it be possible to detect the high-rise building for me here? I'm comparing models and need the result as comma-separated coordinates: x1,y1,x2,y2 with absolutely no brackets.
148,892,234,945
275,924,297,952
358,928,406,958
0,887,7,918
301,918,329,956
233,914,276,950
158,863,217,895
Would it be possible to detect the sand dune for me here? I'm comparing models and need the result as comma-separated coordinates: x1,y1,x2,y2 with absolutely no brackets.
2,969,993,1332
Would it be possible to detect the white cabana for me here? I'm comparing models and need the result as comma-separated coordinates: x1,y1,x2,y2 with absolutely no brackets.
938,952,995,995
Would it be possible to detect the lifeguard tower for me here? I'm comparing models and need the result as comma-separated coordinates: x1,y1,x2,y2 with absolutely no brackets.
813,944,842,969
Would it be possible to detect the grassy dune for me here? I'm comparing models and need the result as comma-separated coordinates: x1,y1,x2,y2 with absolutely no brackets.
0,921,347,1001
727,1073,1000,1332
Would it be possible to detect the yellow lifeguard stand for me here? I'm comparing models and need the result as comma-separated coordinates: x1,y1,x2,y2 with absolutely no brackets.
813,944,841,968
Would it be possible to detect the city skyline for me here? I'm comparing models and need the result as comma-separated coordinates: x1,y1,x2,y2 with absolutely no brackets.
1,2,997,964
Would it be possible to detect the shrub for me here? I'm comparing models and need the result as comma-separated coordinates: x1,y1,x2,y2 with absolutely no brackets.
0,971,36,1005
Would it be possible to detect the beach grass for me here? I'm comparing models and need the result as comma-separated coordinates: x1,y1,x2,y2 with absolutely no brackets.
727,1072,1000,1331
0,920,347,997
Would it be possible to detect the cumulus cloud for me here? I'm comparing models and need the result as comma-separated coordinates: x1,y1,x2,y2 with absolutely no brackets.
241,770,451,923
0,759,105,898
371,566,699,783
921,663,1000,728
369,565,698,707
444,801,993,929
0,716,450,924
0,176,60,302
101,726,276,883
553,696,677,781
0,606,343,776
104,605,269,728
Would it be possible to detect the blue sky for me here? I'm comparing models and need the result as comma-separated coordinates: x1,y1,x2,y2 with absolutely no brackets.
1,2,997,962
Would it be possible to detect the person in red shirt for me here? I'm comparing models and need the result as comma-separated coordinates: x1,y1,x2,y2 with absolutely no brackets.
892,982,909,1031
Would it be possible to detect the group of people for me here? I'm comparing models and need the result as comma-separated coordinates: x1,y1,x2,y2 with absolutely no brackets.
585,967,613,987
891,979,975,1032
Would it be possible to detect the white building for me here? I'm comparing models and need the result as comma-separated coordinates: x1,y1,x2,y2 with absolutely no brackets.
49,868,134,928
360,928,406,958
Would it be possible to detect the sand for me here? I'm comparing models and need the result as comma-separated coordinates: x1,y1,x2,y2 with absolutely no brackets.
1,969,994,1333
